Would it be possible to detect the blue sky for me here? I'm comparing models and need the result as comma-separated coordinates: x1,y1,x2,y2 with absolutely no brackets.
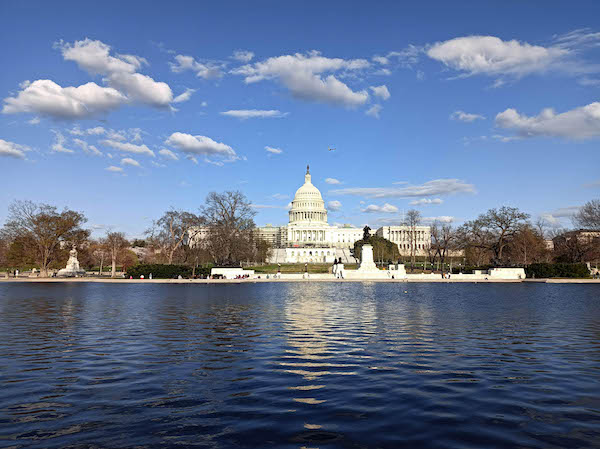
1,0,599,237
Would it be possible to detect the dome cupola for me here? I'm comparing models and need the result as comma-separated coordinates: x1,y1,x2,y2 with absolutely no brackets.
289,165,328,225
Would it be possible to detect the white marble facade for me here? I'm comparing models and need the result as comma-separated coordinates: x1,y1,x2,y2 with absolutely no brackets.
191,166,432,264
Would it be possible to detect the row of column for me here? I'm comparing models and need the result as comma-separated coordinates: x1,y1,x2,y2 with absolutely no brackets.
291,229,327,242
290,211,326,222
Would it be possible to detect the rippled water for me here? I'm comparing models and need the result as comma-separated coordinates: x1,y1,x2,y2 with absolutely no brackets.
0,282,599,448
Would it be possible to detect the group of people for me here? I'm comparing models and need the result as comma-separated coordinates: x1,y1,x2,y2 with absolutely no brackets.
332,258,345,279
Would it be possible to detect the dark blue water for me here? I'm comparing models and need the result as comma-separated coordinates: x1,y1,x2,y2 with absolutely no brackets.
0,282,599,448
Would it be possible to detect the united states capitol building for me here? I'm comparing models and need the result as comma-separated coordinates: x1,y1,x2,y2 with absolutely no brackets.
256,166,431,264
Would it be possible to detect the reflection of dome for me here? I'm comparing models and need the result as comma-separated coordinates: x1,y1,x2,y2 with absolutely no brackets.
289,165,328,225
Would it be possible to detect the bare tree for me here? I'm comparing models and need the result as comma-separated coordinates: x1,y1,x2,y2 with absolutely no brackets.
573,199,600,230
103,232,130,277
458,206,530,265
147,209,203,264
431,221,456,272
405,209,421,268
1,201,88,276
201,191,257,265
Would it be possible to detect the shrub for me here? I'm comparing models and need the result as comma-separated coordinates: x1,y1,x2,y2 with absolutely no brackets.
125,264,211,279
526,263,590,278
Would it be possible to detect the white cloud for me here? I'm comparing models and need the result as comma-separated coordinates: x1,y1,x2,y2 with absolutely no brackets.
363,203,399,213
232,51,370,107
327,200,342,211
410,198,444,206
105,165,123,172
325,178,341,185
58,38,146,75
450,110,485,122
265,146,283,154
108,71,173,107
51,131,74,153
166,132,237,161
372,56,389,65
2,79,126,119
221,109,288,119
0,139,28,159
232,50,254,62
28,117,40,125
70,126,106,136
159,148,179,160
86,126,106,135
331,179,476,198
100,139,155,157
427,35,569,80
370,85,390,100
272,193,289,200
170,55,223,79
172,88,196,103
366,104,382,118
58,39,173,107
422,216,454,224
73,138,102,156
121,157,140,167
540,206,581,227
495,102,600,139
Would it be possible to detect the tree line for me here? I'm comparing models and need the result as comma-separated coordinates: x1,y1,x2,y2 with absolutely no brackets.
0,191,270,277
1,195,598,276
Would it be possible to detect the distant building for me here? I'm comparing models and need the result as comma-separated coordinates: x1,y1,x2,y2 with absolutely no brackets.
190,166,434,263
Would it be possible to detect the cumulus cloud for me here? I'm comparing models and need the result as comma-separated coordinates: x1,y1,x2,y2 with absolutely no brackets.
100,139,155,157
331,179,475,198
172,88,196,103
495,102,600,139
427,35,569,80
165,132,237,162
121,157,140,167
221,109,288,119
327,200,342,211
450,110,485,122
2,79,126,119
363,203,399,213
370,85,390,100
108,71,173,107
232,51,370,107
232,50,254,62
73,138,102,156
58,38,146,75
0,139,28,159
169,55,223,79
58,39,173,107
410,198,444,205
159,148,178,160
265,146,283,154
51,131,74,153
366,104,382,118
105,165,123,172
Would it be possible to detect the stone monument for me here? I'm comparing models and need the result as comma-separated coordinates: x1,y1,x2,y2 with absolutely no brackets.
57,246,86,277
357,244,379,273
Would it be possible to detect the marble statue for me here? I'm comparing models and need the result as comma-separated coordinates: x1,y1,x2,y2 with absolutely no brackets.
57,245,86,277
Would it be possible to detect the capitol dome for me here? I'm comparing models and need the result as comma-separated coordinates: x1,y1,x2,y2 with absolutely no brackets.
289,165,328,225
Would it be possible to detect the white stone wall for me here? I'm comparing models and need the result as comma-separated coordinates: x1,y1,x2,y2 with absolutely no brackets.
377,225,431,256
285,247,337,263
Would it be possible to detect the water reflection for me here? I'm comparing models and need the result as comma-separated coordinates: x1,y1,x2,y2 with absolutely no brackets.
0,282,599,448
